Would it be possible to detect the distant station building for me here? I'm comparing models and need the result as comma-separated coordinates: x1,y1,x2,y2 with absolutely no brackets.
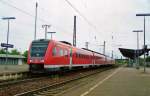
0,54,25,65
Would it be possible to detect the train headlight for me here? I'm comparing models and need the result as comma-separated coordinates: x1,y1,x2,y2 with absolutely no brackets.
41,60,44,62
30,60,32,62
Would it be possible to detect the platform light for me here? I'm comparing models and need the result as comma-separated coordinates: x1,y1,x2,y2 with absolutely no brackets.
133,30,143,69
2,17,16,66
136,13,150,73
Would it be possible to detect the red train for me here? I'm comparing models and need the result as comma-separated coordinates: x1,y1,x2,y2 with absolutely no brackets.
27,39,115,72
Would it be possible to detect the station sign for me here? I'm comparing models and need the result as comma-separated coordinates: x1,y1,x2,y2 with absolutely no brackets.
1,43,14,48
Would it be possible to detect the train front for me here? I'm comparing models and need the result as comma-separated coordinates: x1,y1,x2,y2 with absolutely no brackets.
27,39,49,73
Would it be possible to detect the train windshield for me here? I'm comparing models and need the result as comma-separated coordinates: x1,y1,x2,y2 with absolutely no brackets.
30,40,49,57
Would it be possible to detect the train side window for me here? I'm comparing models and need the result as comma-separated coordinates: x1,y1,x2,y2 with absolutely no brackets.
52,47,57,56
67,50,69,57
77,53,79,58
59,49,63,56
64,50,68,57
76,53,78,58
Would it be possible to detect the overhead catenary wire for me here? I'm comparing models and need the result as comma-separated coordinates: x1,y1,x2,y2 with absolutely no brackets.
0,0,48,23
0,0,72,36
64,0,98,31
1,0,104,47
1,0,97,37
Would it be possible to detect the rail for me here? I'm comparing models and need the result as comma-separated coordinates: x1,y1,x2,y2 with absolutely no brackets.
15,66,116,96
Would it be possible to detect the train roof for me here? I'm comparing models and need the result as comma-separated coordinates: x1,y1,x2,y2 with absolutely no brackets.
60,41,72,46
82,48,111,58
32,39,50,42
82,48,105,56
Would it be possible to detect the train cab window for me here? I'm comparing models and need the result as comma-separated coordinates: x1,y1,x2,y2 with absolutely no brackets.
52,47,57,56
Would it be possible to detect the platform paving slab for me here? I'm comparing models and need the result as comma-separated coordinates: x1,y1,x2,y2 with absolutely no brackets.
59,67,150,96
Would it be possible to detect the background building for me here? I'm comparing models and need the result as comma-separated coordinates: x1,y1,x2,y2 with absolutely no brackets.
0,54,25,65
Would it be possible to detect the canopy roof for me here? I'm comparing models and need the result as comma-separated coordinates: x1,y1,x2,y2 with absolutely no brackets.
119,48,148,59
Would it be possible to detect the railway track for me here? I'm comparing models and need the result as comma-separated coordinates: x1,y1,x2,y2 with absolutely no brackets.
14,66,117,96
0,71,51,88
0,71,29,82
0,76,49,88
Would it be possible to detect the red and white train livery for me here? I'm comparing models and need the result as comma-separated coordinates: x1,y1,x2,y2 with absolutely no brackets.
27,39,115,72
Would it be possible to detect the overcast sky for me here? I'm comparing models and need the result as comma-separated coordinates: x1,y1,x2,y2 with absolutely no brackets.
0,0,150,58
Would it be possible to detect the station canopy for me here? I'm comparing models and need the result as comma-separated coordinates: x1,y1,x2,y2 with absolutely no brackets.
119,48,150,59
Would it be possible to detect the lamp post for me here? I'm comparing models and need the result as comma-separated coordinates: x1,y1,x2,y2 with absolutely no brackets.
34,2,38,40
47,32,56,40
85,42,89,49
136,13,150,72
98,41,106,55
133,30,143,69
2,17,16,65
103,41,106,55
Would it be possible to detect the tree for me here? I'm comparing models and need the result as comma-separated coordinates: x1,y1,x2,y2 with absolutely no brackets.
23,50,28,58
23,50,28,63
0,48,6,54
146,56,150,62
10,49,21,55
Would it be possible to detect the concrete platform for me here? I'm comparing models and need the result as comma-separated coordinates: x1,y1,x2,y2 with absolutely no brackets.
0,64,28,74
60,67,150,96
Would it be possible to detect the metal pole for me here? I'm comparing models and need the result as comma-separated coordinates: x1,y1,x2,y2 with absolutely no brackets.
137,32,139,69
45,27,47,39
2,17,16,69
144,16,146,72
112,50,113,59
34,2,38,40
103,41,105,55
136,13,150,72
85,42,89,49
73,16,76,47
137,32,141,69
42,25,50,39
51,33,52,40
6,19,10,65
47,32,56,40
133,30,143,69
137,32,139,49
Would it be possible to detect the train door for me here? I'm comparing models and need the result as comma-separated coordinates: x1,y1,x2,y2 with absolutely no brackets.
92,53,95,65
